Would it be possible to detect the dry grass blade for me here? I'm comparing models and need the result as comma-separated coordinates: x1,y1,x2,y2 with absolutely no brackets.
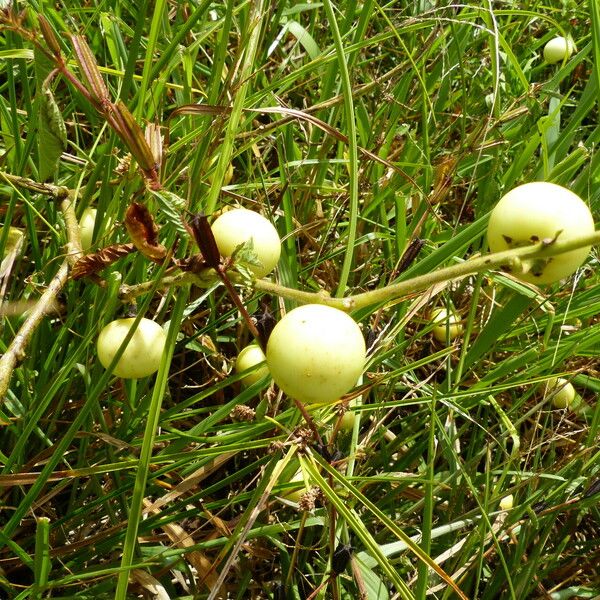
142,498,223,594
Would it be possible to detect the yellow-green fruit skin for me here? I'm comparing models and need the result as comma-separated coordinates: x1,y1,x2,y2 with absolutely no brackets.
487,182,594,284
79,208,97,251
266,304,366,404
211,208,281,278
235,344,270,387
543,36,573,64
276,460,307,503
430,307,463,342
546,377,575,409
97,318,167,379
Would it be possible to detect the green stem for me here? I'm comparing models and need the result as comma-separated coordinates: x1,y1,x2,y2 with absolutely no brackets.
114,293,188,599
119,230,600,311
33,517,51,598
255,230,600,311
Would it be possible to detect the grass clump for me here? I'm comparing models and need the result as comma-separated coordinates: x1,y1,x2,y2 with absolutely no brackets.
0,2,599,599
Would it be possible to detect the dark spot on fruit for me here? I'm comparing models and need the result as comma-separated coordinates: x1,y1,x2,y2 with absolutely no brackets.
502,234,513,244
530,235,539,242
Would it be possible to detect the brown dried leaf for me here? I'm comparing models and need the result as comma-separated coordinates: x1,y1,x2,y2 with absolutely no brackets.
169,103,416,186
70,243,135,279
124,202,166,262
168,104,230,121
142,498,223,593
173,254,209,273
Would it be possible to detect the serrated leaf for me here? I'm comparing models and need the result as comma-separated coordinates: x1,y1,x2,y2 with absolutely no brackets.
38,85,67,181
149,190,189,236
33,45,54,90
230,239,261,284
232,238,261,269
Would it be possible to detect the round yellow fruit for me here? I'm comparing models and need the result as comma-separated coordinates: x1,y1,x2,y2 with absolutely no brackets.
430,307,463,343
235,344,270,387
543,36,574,64
97,317,167,379
211,208,281,278
545,377,576,409
487,182,595,284
266,304,366,404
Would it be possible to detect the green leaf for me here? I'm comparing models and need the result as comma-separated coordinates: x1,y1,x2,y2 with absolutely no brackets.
287,20,321,60
0,49,34,60
354,555,390,600
149,189,189,235
37,85,67,181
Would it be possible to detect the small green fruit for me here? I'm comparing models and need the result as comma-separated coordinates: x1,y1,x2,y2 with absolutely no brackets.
499,494,514,510
235,344,270,387
545,377,576,409
266,304,366,404
543,36,574,64
79,208,97,251
274,458,310,503
1,227,24,273
97,317,167,379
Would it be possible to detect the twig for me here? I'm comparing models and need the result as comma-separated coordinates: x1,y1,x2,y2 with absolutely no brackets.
0,195,80,402
254,230,600,311
0,171,70,200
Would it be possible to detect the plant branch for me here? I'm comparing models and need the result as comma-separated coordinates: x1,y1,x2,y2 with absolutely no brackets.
0,196,80,401
0,171,71,200
117,230,600,311
255,230,600,310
